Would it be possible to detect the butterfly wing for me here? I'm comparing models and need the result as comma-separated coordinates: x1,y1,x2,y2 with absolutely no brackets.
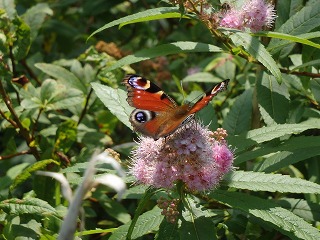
123,74,177,111
123,75,181,139
188,79,229,114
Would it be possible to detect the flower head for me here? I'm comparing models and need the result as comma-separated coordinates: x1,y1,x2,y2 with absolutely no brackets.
219,0,277,32
130,122,234,192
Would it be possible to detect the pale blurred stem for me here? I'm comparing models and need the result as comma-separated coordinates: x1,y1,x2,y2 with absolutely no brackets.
0,79,40,160
78,87,93,125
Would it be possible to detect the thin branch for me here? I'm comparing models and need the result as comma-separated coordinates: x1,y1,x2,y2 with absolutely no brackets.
0,150,31,161
0,108,18,128
0,79,40,160
78,87,93,125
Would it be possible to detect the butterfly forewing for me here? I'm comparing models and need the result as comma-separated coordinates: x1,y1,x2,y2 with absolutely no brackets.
188,79,229,114
123,75,177,111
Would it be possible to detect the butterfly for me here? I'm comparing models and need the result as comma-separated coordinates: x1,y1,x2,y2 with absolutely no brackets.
123,74,229,140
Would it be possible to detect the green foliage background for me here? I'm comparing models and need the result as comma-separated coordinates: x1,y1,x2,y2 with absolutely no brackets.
0,0,320,239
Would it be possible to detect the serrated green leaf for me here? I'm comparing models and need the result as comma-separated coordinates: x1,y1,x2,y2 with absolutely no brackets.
291,59,320,71
131,207,163,239
10,159,59,192
223,171,320,193
268,3,320,54
106,41,222,71
22,3,53,41
235,135,320,165
222,88,253,135
91,82,132,129
277,198,320,222
254,147,320,172
228,118,320,151
89,7,182,38
211,190,320,240
0,198,57,215
35,63,87,93
257,72,290,125
230,32,282,83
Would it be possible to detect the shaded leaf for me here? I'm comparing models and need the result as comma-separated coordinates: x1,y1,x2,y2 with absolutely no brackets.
35,63,87,93
10,159,59,192
22,3,53,41
54,120,77,154
257,72,290,125
222,88,253,135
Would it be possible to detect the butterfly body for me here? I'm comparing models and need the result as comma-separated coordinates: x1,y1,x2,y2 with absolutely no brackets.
123,74,229,140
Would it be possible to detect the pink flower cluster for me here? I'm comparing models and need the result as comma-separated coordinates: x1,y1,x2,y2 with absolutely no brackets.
130,122,233,192
220,0,277,32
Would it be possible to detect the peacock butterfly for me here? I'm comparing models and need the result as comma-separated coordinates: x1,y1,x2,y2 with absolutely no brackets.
123,74,229,140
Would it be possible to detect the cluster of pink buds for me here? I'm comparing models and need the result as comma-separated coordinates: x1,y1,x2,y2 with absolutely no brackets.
157,197,180,224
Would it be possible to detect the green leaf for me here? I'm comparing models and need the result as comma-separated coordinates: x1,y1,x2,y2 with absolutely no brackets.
131,206,164,239
89,7,183,38
22,3,53,41
310,78,320,104
257,72,290,125
223,171,320,193
106,41,222,71
268,3,320,54
95,192,131,224
156,219,179,240
230,32,282,83
253,31,320,50
228,118,320,151
235,135,320,165
222,88,253,135
211,190,320,240
35,63,87,93
0,0,16,19
54,120,77,153
109,207,163,240
0,198,57,215
180,215,217,240
91,82,132,129
10,159,59,192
